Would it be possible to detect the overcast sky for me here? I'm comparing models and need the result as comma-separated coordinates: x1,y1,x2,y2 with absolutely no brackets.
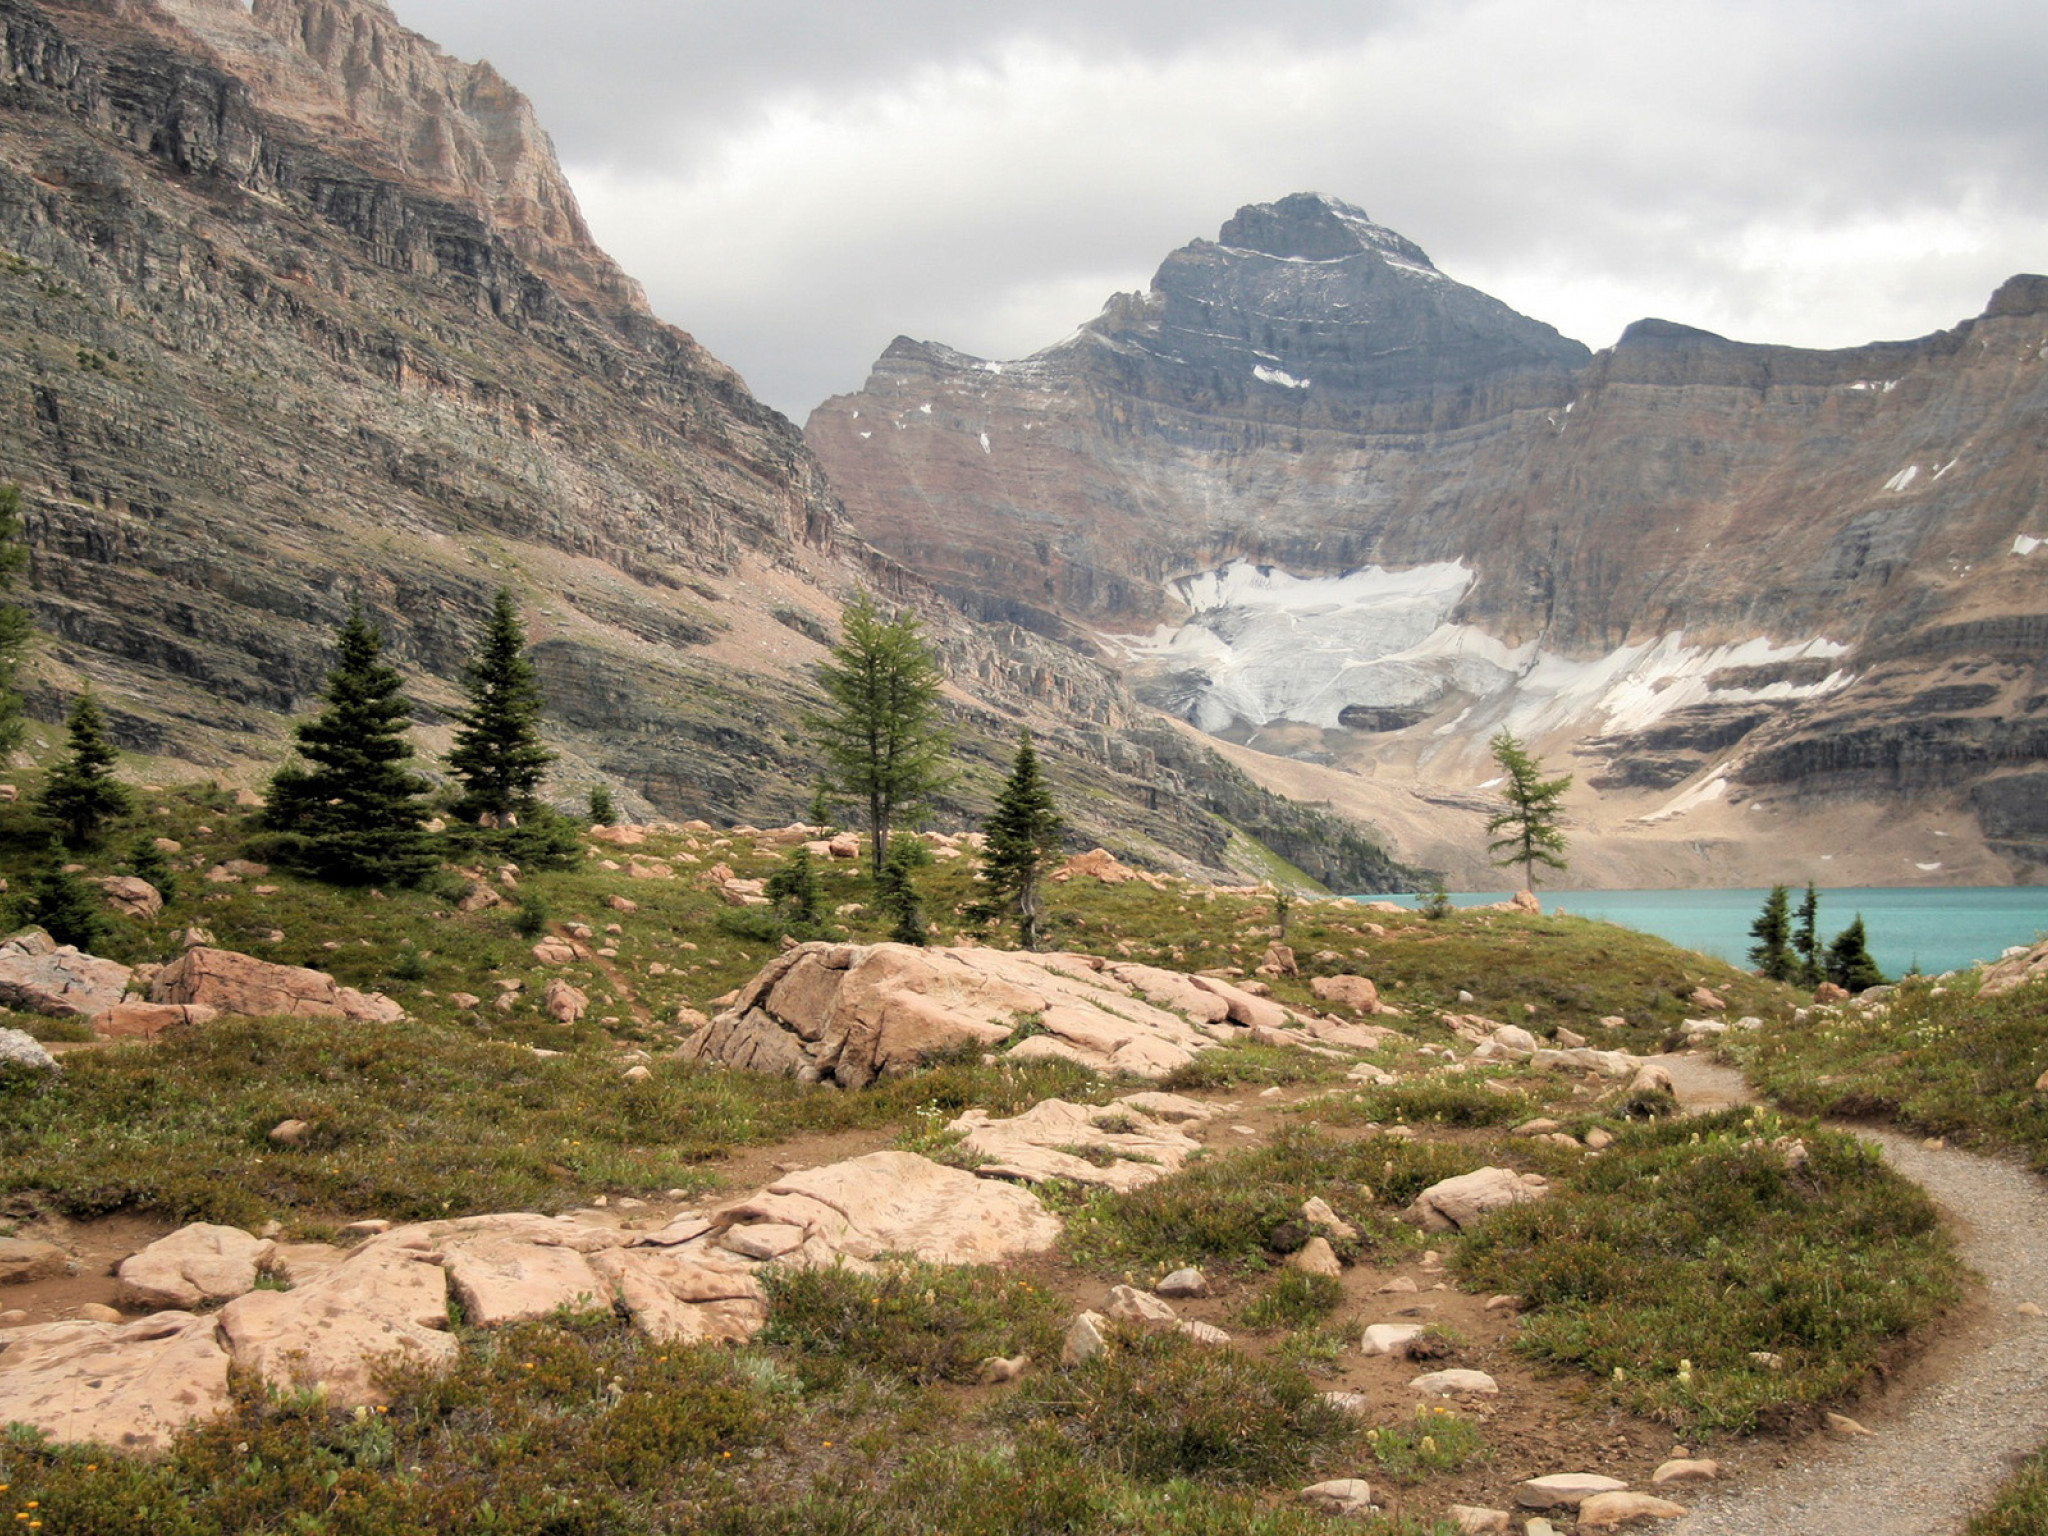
396,0,2048,421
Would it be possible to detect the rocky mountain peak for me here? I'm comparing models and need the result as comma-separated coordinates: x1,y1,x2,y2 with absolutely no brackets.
1216,191,1438,272
143,0,641,309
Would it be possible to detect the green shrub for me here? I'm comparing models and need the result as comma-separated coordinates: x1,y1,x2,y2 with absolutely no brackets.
761,1261,1064,1385
1235,1271,1345,1330
1364,1402,1488,1480
1004,1327,1354,1485
1972,1444,2048,1535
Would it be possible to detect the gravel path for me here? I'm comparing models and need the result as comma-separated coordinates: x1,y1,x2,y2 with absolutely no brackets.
1658,1055,2048,1536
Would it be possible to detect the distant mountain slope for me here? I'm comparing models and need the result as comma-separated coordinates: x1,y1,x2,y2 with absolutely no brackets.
808,194,2048,882
0,2,1413,888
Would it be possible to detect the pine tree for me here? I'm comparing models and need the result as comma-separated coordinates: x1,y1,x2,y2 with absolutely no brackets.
1793,882,1823,987
447,589,553,825
588,785,617,828
977,731,1063,950
1747,884,1798,981
126,833,179,904
1825,916,1888,994
37,692,131,848
766,844,822,929
0,485,34,760
1485,730,1571,891
810,591,952,877
261,605,433,886
17,859,108,951
878,835,930,946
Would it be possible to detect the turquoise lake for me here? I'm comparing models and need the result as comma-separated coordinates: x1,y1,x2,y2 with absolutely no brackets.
1360,888,2048,979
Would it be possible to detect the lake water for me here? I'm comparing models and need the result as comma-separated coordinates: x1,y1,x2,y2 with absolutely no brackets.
1359,888,2048,979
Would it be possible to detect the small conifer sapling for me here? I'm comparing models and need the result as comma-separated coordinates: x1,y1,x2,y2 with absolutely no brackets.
977,731,1063,950
38,692,131,848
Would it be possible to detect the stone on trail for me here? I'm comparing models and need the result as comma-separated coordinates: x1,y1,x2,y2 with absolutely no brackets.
1449,1508,1512,1535
1361,1323,1430,1357
1299,1479,1375,1515
116,1224,277,1311
1106,1284,1179,1328
532,937,578,964
684,942,1282,1088
1629,1062,1676,1095
1826,1411,1875,1435
1177,1319,1231,1346
1156,1267,1210,1299
0,927,132,1020
1301,1196,1358,1242
1518,1474,1630,1509
1406,1167,1549,1232
0,1236,68,1286
0,1311,231,1452
1409,1368,1498,1397
1576,1491,1690,1528
1652,1459,1720,1485
1288,1236,1343,1277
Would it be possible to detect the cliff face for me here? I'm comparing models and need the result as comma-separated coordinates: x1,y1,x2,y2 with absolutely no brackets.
810,195,2048,881
0,1,1411,886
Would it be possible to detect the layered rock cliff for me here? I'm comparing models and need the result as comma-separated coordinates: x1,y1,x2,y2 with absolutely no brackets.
810,194,2048,883
0,2,1411,887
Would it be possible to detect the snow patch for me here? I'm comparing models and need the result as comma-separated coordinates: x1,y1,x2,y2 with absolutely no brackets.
2014,535,2043,557
1883,465,1920,493
1253,365,1311,390
1114,560,1852,745
1916,862,1944,872
858,431,872,440
919,403,932,415
978,432,991,455
1847,379,1901,393
1638,769,1731,825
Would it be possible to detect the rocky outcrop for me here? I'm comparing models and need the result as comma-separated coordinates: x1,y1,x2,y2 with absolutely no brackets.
0,1311,231,1452
944,1093,1214,1190
682,942,1281,1087
150,947,403,1022
0,926,131,1018
115,1224,278,1312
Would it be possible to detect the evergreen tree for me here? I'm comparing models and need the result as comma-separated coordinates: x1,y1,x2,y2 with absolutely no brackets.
766,844,822,929
37,692,131,848
126,833,178,904
878,835,930,946
1793,882,1823,987
261,605,433,886
0,485,34,760
1420,876,1454,921
588,785,617,827
977,731,1063,950
810,591,952,877
18,860,108,951
446,589,553,825
1485,730,1572,891
1825,916,1887,994
1747,884,1798,981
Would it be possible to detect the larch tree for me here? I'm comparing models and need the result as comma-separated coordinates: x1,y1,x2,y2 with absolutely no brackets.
262,605,434,886
447,588,553,825
811,591,951,877
1485,730,1572,892
977,730,1064,950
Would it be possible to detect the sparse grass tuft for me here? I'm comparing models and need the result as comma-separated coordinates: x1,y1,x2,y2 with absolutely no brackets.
761,1261,1065,1386
1364,1402,1489,1481
1972,1445,2048,1535
1234,1271,1345,1330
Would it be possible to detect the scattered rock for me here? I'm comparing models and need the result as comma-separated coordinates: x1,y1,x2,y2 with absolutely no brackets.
1826,1411,1875,1436
1555,1027,1588,1048
1106,1284,1179,1328
1177,1319,1232,1346
1979,940,2048,997
269,1119,312,1147
0,1236,68,1286
978,1353,1029,1385
1299,1479,1375,1515
449,992,482,1010
150,948,403,1023
2018,1302,2044,1318
606,895,639,913
76,1303,124,1323
1310,973,1381,1011
0,1027,60,1073
1689,987,1727,1011
1406,1167,1549,1232
456,882,503,913
1576,1491,1690,1528
1629,1063,1676,1095
544,979,590,1025
1062,1311,1110,1365
531,937,578,965
97,876,163,920
1157,1268,1210,1299
1518,1474,1630,1509
1321,1390,1369,1415
1484,1294,1523,1313
1814,981,1851,1003
1301,1196,1357,1242
1053,848,1138,884
1584,1127,1615,1150
1361,1323,1429,1357
95,1002,218,1041
116,1224,277,1311
826,833,860,860
0,927,133,1019
1378,1276,1420,1294
1409,1368,1498,1397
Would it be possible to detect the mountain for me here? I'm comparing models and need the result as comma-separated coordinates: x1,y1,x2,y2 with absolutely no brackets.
807,193,2048,886
0,3,1411,889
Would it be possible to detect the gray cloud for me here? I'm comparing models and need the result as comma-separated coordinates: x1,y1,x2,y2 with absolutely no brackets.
396,0,2048,418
